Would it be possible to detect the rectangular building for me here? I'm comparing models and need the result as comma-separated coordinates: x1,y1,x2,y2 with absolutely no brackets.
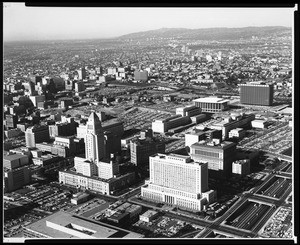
210,113,255,140
176,105,201,117
152,115,191,133
141,153,216,211
232,159,250,176
193,97,229,113
134,70,148,82
25,125,50,148
190,141,236,178
130,130,165,168
59,170,135,195
23,211,144,238
239,83,274,106
185,130,206,148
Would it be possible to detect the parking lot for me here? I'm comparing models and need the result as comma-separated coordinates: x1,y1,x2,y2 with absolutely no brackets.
260,206,293,238
240,122,292,155
119,107,173,130
133,214,200,238
68,198,110,217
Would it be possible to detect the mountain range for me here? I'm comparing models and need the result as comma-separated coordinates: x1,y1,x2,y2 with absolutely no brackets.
117,26,292,40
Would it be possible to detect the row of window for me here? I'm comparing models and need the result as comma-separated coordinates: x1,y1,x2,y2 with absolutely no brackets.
193,150,220,158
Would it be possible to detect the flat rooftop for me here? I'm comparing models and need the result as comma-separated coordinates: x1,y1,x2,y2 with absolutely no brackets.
193,97,229,103
3,154,28,161
191,141,236,149
25,211,143,238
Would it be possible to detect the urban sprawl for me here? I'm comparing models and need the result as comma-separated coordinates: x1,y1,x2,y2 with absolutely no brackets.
3,29,293,240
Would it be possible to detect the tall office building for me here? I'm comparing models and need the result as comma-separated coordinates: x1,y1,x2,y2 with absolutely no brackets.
85,112,105,162
5,114,18,129
141,153,216,211
3,154,31,192
75,81,85,92
239,82,274,106
103,131,121,160
25,125,50,148
77,68,87,80
130,129,165,168
190,140,236,178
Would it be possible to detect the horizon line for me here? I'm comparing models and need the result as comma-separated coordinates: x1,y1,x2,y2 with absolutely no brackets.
3,25,292,43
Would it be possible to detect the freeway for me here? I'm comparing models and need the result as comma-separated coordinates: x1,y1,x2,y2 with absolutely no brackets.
128,196,256,238
123,160,292,238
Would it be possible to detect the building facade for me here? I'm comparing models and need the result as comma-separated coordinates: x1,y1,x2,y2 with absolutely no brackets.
176,105,202,117
239,83,274,106
232,159,250,176
85,112,105,162
3,154,31,192
97,159,120,179
25,125,50,148
134,70,148,82
190,141,236,178
59,171,135,195
141,153,216,211
193,97,229,113
130,130,165,168
152,115,191,133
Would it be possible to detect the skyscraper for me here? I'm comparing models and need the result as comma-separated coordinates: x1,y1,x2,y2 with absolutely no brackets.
25,125,50,148
85,112,105,162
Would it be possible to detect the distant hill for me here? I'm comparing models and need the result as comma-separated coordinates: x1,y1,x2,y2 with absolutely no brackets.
117,26,292,40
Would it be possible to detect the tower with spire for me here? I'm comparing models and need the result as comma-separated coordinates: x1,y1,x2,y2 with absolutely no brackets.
85,111,105,163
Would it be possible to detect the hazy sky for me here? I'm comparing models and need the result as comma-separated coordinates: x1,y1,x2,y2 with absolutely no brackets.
3,3,296,41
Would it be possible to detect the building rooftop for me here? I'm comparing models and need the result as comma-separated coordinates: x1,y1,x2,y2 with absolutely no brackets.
193,97,229,103
3,154,28,162
61,170,134,184
25,211,143,238
191,140,236,149
140,210,158,218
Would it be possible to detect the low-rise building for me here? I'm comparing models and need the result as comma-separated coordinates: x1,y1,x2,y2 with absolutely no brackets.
70,192,90,205
139,210,159,223
251,119,267,129
228,128,246,139
152,115,191,133
232,159,250,176
23,211,144,238
193,97,229,113
59,170,135,195
176,105,201,117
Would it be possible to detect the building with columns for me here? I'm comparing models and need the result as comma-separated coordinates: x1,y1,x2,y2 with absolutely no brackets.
193,97,229,113
141,153,216,211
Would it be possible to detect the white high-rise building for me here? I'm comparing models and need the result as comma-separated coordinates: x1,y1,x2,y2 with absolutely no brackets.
85,112,105,163
97,160,119,179
74,157,98,177
141,153,216,211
